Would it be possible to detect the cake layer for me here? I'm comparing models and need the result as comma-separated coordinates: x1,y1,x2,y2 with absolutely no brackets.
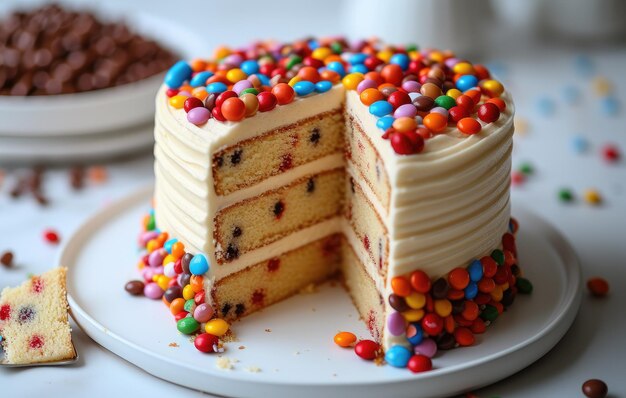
214,168,345,264
212,109,344,196
213,234,342,320
341,240,385,343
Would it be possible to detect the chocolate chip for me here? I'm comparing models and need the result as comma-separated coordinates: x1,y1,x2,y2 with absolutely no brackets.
273,201,285,218
221,303,232,317
309,128,321,145
215,155,224,168
235,303,245,316
224,244,239,261
125,280,145,296
432,278,449,299
232,226,242,238
0,251,14,267
18,306,35,324
306,178,315,193
230,149,242,165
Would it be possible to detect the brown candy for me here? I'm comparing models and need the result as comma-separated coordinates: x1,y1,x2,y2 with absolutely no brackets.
582,379,608,398
431,278,449,300
413,95,435,112
124,280,145,296
388,294,409,312
420,82,443,99
1,251,14,267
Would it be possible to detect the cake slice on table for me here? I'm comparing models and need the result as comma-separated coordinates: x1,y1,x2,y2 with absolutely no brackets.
0,267,75,365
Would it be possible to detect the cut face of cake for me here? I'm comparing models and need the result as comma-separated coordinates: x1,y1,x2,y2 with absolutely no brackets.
0,267,75,364
138,38,526,357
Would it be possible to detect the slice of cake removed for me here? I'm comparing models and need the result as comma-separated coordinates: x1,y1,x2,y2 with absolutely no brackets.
0,267,75,365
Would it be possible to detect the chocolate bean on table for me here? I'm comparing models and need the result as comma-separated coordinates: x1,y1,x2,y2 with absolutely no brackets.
582,379,608,398
1,250,14,267
0,3,177,96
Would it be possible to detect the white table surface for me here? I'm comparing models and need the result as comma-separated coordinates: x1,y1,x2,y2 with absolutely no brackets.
1,1,626,397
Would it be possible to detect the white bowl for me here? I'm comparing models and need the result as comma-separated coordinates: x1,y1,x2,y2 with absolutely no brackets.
0,10,208,137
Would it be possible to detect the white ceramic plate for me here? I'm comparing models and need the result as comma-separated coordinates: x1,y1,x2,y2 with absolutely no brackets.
0,10,207,137
60,187,582,398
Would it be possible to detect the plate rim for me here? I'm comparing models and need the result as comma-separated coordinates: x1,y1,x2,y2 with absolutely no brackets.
59,185,582,395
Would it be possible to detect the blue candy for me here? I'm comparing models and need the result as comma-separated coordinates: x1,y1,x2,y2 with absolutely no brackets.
254,73,270,86
385,345,412,368
326,61,346,77
189,254,210,275
294,81,316,96
207,82,228,94
240,60,260,75
315,81,332,93
601,96,619,116
464,282,478,300
350,64,368,74
190,71,213,88
406,323,423,345
562,85,580,105
376,115,395,131
164,238,178,254
369,100,393,117
164,60,192,89
456,75,479,92
536,96,556,117
467,259,483,282
390,53,410,71
571,135,588,154
349,53,367,65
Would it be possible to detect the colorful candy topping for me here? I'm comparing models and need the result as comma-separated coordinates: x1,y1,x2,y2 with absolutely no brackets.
334,331,357,348
163,39,507,155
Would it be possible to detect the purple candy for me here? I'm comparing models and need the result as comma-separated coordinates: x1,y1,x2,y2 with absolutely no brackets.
148,249,165,267
139,231,159,247
144,282,164,300
178,91,192,97
430,107,449,118
402,80,421,93
193,304,214,323
233,79,253,94
356,78,378,94
187,107,210,125
224,54,244,66
445,57,460,69
387,311,406,336
394,103,418,118
413,338,437,358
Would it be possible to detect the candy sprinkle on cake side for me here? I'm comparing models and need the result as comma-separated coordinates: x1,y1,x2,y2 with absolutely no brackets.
0,267,75,365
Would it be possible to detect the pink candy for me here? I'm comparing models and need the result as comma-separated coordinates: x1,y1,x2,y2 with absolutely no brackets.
187,107,210,125
139,231,159,247
143,282,163,299
413,338,437,358
402,80,421,93
193,303,214,323
387,311,406,336
356,78,378,94
148,249,165,267
394,103,418,118
233,79,253,94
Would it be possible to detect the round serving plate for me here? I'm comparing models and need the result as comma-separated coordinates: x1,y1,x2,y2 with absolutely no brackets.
0,10,207,137
60,186,582,398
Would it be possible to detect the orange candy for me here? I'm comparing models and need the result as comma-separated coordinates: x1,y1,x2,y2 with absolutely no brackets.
189,275,204,293
271,83,295,105
360,88,385,106
364,71,384,86
297,66,321,83
478,278,496,293
221,97,246,121
390,276,412,297
334,331,357,347
392,117,417,132
457,117,482,135
448,268,470,290
169,298,185,315
171,242,185,259
410,270,431,293
486,97,506,112
320,70,341,84
461,300,479,321
423,113,448,132
380,64,403,86
454,327,475,346
465,88,482,104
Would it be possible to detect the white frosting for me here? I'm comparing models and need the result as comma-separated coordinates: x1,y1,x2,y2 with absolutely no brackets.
154,83,514,352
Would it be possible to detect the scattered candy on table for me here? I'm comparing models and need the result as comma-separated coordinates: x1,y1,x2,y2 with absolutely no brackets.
334,331,357,347
582,379,608,398
1,250,14,267
587,277,609,297
43,229,60,244
536,96,556,117
601,144,620,163
571,135,589,154
558,188,574,203
583,189,602,205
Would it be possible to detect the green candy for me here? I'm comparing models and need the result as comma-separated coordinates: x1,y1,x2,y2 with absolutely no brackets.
286,55,302,70
558,188,574,202
519,162,534,175
184,299,196,313
240,88,259,96
177,317,200,335
330,41,343,54
516,277,533,294
481,305,499,322
146,215,156,231
491,249,505,266
406,44,419,52
434,95,456,110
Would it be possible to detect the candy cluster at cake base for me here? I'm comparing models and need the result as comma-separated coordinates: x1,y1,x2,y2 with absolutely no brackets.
129,211,532,371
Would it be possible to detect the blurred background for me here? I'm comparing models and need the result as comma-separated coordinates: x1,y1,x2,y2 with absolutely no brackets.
1,0,625,397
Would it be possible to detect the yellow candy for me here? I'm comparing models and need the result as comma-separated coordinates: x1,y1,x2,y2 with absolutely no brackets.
402,309,425,322
288,76,302,87
342,73,364,90
446,88,462,99
312,47,332,61
146,239,159,253
482,79,504,97
405,292,426,309
169,95,187,109
226,68,247,83
584,189,602,205
434,299,452,317
490,285,503,302
214,46,231,60
156,275,170,291
592,76,612,96
500,282,509,291
453,62,475,75
162,254,176,266
137,259,145,270
205,318,230,336
429,51,444,63
377,50,393,63
182,284,195,300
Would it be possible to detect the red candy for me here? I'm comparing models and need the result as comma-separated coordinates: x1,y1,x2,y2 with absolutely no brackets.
183,97,204,113
587,277,609,297
221,98,246,122
481,256,498,278
387,91,411,109
408,354,433,373
454,327,475,346
257,92,278,112
421,313,444,336
389,130,424,155
174,311,188,321
486,97,506,112
470,318,487,334
456,94,475,111
457,117,482,135
602,145,620,162
448,268,470,290
194,333,219,353
43,229,60,244
354,339,380,360
380,64,404,86
477,103,501,123
215,90,237,108
410,270,431,293
166,88,179,97
272,83,296,105
449,105,469,123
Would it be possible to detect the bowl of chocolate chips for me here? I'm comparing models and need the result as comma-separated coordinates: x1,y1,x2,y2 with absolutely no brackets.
0,3,204,137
